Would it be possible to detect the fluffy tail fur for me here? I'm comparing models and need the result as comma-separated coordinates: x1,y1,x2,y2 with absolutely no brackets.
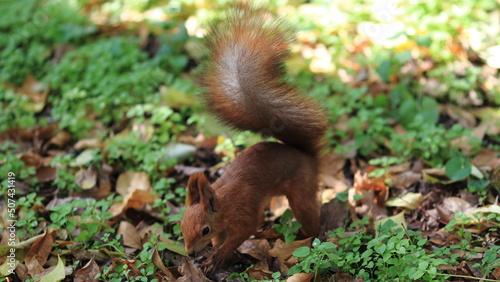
198,3,327,156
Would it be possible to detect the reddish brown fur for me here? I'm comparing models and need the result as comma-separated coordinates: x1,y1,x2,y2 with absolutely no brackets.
180,3,327,273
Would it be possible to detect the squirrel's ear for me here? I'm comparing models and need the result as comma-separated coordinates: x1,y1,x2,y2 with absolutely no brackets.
197,174,218,214
186,173,203,206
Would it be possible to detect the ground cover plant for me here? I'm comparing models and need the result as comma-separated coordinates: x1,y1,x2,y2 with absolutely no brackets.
0,0,499,281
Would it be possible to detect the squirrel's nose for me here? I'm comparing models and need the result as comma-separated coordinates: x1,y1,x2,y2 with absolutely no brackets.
186,246,194,257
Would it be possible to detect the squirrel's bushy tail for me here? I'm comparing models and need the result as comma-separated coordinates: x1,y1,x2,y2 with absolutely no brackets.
198,3,327,156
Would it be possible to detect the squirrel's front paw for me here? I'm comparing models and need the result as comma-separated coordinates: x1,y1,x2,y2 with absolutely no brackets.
201,251,226,276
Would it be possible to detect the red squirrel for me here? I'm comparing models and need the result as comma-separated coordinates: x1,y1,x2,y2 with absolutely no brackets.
180,3,327,271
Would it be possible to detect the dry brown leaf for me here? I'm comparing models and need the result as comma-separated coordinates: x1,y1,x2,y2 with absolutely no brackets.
74,258,100,282
25,230,56,277
390,170,422,189
138,224,164,239
268,238,312,273
320,153,346,175
348,171,388,220
321,198,349,233
436,197,475,223
73,139,102,150
386,162,411,174
491,265,500,280
48,130,72,148
246,266,274,280
152,247,176,281
18,153,57,185
35,166,57,183
118,221,143,250
287,272,313,282
386,193,424,210
72,164,113,200
472,149,500,169
116,171,152,197
177,257,210,282
15,262,30,281
95,164,112,197
237,239,271,262
75,167,97,190
321,177,348,196
4,73,48,112
109,258,142,277
320,152,349,195
70,249,114,262
442,105,477,128
269,196,290,222
20,153,44,168
472,107,500,135
109,189,157,217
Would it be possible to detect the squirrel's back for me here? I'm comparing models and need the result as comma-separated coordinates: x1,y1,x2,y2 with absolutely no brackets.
198,3,327,156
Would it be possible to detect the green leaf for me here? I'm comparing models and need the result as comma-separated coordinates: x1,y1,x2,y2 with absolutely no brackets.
398,98,417,128
374,244,386,255
421,97,439,125
158,241,187,256
287,264,302,276
40,255,65,282
467,179,490,191
293,246,311,258
445,156,471,181
377,60,392,83
416,34,432,47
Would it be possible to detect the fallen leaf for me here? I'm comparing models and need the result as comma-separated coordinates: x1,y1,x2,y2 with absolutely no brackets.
20,153,44,168
109,189,157,217
472,149,500,169
177,257,210,282
287,272,313,282
39,255,65,282
436,197,475,223
158,237,188,257
25,230,56,277
491,265,500,280
73,139,102,150
118,221,143,250
472,107,500,136
269,196,290,222
375,211,407,236
386,192,424,210
116,171,152,197
71,149,100,167
386,162,411,174
268,238,312,273
109,258,142,277
74,258,100,282
442,105,477,128
238,239,271,262
5,73,48,113
48,130,72,148
75,167,97,190
320,198,349,233
390,170,422,189
152,247,176,281
349,171,388,220
35,166,57,183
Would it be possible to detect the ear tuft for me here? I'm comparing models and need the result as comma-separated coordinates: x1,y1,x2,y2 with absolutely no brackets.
186,172,205,206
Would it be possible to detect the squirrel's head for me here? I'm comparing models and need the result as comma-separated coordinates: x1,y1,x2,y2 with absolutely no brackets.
181,172,221,256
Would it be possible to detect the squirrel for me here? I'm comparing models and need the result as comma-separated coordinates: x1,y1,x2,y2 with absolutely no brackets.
180,3,327,272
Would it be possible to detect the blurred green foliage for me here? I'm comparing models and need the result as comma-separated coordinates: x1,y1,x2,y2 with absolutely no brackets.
0,0,498,280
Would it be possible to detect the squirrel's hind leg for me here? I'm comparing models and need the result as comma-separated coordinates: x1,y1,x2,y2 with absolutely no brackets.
285,182,320,238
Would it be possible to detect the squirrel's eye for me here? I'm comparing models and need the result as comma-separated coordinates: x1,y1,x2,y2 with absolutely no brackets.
201,226,210,236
